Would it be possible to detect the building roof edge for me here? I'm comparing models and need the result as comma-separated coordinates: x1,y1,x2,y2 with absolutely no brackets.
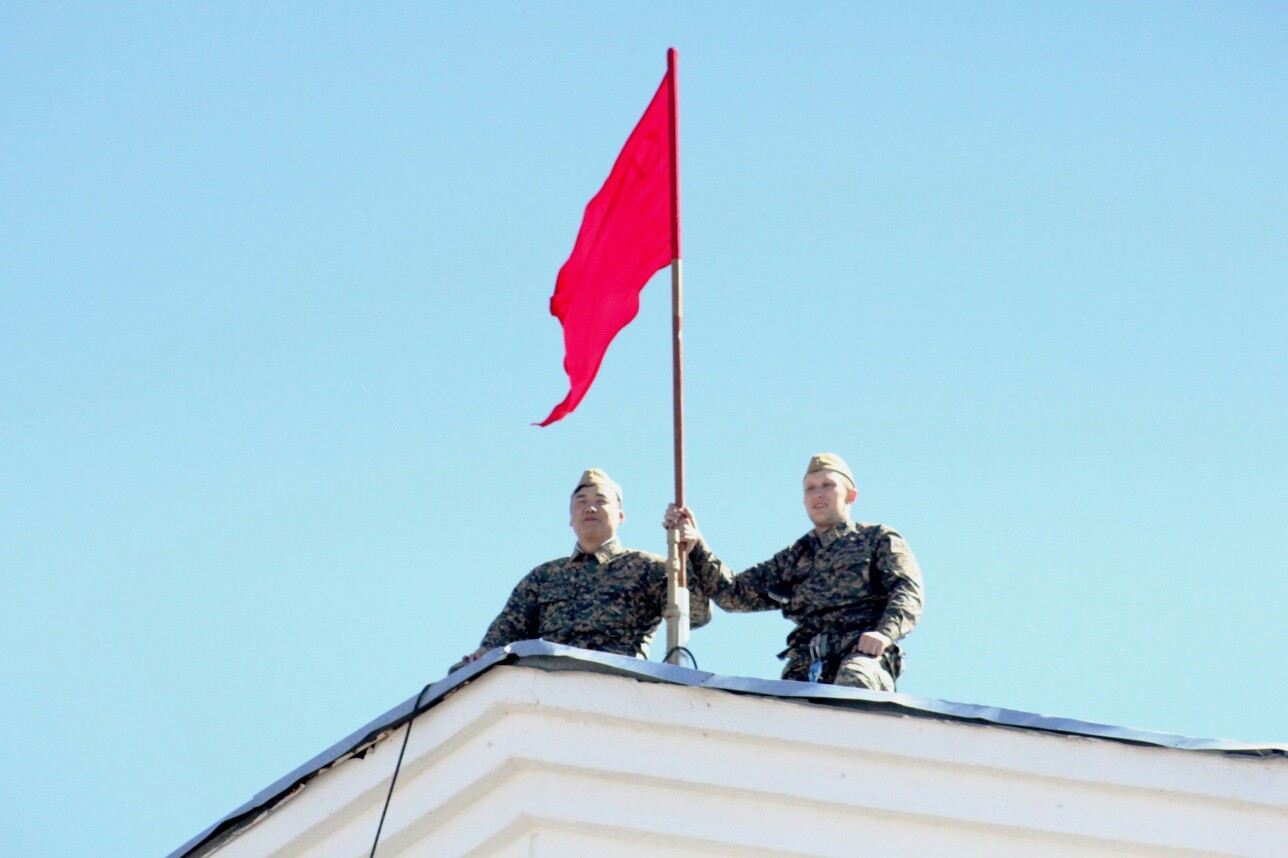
167,641,1286,858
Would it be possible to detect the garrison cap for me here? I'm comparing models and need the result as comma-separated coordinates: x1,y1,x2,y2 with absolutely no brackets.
573,468,623,505
806,453,856,490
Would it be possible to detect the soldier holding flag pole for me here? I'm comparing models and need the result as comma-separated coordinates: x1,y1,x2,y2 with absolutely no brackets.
665,453,925,690
461,50,696,668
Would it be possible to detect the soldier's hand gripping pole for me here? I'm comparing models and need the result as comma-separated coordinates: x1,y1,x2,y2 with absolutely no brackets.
664,526,690,664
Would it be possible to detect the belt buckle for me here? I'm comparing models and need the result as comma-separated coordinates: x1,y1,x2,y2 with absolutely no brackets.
806,633,828,684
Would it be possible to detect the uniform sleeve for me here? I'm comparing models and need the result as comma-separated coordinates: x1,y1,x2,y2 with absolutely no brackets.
640,554,712,632
688,539,791,613
871,529,924,642
685,557,713,629
479,569,541,649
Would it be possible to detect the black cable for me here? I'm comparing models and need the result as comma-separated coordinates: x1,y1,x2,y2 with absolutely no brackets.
663,646,698,670
369,681,434,858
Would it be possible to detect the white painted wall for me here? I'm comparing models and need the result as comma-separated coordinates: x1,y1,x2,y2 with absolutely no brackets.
202,665,1287,857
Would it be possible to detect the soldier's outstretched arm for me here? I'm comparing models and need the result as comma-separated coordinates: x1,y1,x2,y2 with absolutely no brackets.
664,504,783,613
684,561,713,630
454,570,542,669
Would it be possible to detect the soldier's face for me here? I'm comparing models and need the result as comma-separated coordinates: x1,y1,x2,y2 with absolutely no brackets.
569,485,624,547
803,471,857,531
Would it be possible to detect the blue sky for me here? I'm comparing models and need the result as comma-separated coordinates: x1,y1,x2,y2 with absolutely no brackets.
2,3,1285,855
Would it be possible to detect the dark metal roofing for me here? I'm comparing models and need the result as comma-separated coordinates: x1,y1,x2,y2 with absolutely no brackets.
168,640,1287,858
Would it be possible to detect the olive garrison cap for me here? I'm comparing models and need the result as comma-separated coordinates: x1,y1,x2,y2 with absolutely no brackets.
805,453,856,490
573,468,623,505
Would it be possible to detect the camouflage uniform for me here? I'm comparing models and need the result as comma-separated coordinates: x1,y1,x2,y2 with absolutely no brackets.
480,537,712,659
688,520,923,689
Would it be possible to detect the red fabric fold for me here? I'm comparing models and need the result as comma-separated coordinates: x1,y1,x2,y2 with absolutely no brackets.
537,70,676,426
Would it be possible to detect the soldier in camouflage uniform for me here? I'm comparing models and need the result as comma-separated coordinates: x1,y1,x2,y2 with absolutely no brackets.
665,453,923,690
457,469,711,668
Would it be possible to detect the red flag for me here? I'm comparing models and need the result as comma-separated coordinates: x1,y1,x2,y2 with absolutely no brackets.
536,64,677,426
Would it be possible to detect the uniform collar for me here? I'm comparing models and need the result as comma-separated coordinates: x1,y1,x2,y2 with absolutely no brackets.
571,536,625,563
813,519,857,548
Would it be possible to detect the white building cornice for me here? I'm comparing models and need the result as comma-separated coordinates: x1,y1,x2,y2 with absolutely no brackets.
171,642,1288,858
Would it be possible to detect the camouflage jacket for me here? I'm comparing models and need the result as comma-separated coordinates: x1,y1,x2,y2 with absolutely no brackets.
688,520,923,655
480,537,712,659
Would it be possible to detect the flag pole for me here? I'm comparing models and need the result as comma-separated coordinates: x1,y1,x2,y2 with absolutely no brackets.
664,47,691,666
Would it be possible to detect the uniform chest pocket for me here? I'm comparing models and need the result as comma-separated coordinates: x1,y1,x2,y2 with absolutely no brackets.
800,549,873,596
834,548,872,574
538,583,575,606
588,571,643,624
536,584,577,628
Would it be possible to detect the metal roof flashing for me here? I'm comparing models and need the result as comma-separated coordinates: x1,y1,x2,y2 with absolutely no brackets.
167,640,1286,858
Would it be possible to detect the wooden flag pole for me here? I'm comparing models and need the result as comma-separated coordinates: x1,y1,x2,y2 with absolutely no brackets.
664,47,691,666
665,252,689,665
